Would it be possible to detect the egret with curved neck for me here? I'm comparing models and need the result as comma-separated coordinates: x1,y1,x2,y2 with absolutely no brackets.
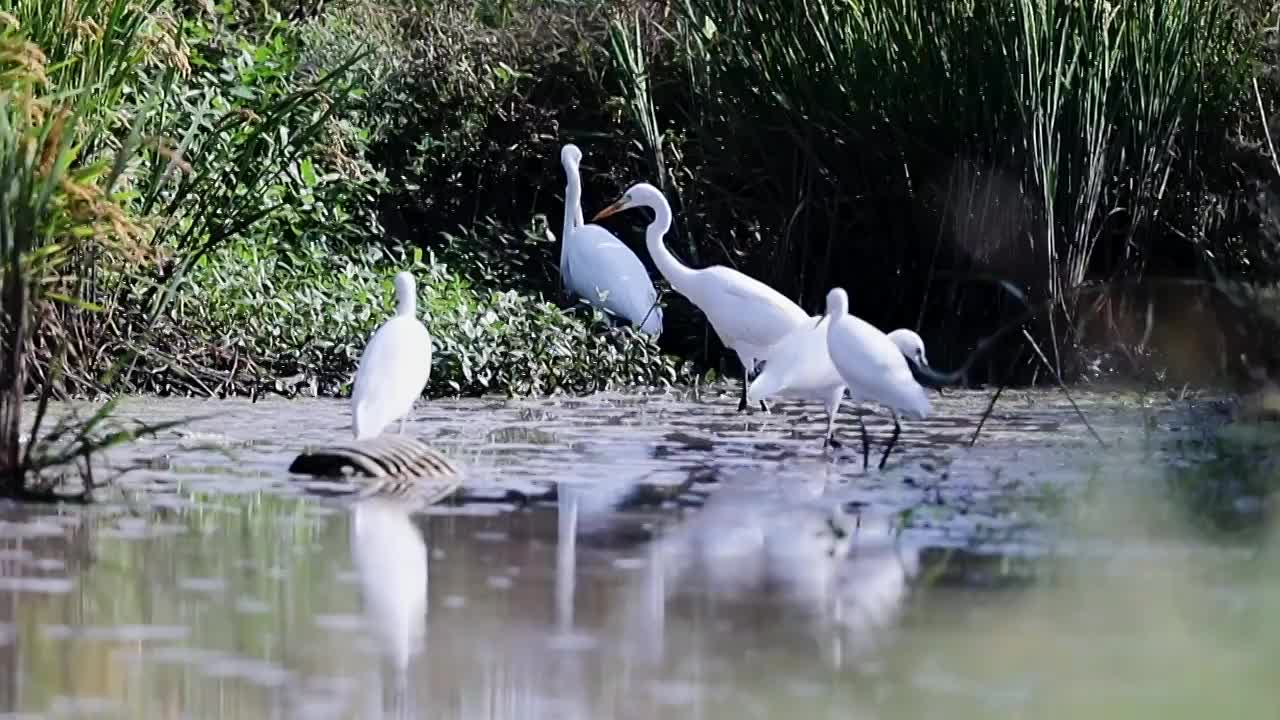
556,145,662,336
593,182,809,412
823,287,931,469
748,315,934,451
351,271,433,440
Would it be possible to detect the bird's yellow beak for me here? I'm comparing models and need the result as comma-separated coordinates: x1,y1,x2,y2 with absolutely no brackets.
591,198,626,222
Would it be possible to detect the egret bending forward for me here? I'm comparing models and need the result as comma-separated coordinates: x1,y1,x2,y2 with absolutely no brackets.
824,288,931,469
748,313,930,454
351,271,433,440
558,145,663,336
593,183,808,411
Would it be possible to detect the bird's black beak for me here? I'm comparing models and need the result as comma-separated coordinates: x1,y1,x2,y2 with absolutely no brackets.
920,359,945,395
905,356,958,391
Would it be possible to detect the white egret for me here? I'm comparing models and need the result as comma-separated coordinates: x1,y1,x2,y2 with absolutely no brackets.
824,288,932,469
351,271,433,440
746,314,845,444
558,145,663,336
747,317,931,451
886,328,929,371
592,182,808,411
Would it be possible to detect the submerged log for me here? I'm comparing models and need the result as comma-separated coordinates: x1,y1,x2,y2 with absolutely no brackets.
288,435,460,504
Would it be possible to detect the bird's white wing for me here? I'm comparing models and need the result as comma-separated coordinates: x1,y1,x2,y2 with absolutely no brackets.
828,314,929,417
352,316,433,439
750,315,842,400
695,266,808,357
566,224,662,334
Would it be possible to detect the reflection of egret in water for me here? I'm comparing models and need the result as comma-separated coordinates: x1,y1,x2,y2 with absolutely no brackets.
350,498,428,718
550,484,590,720
649,484,918,668
828,510,919,668
551,481,672,719
653,486,850,600
371,471,916,718
556,485,578,632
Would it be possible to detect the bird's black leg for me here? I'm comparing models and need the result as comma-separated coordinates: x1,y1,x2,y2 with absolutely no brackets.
822,406,842,449
878,413,902,470
857,413,870,471
738,367,749,412
749,360,769,413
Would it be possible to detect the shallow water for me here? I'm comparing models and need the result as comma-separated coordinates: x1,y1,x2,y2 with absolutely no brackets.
0,388,1274,719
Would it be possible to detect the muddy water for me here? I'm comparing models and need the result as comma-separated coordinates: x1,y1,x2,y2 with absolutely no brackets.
0,388,1274,719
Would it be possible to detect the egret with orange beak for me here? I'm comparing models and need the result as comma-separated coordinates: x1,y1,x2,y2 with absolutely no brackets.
593,183,807,412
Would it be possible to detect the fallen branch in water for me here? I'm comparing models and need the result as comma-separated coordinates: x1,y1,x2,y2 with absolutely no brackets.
1020,328,1105,447
969,344,1027,448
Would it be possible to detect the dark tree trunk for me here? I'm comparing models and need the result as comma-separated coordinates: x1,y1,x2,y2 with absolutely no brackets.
0,264,26,494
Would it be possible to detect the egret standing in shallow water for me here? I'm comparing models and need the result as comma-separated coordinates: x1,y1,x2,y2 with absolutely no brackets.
592,183,808,411
351,271,433,440
824,288,932,469
748,315,933,450
557,145,663,336
747,314,845,444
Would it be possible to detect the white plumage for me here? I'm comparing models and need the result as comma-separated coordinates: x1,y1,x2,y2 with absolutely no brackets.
592,182,808,410
824,287,931,467
351,498,427,711
558,144,663,336
748,313,933,448
351,271,433,440
747,314,846,443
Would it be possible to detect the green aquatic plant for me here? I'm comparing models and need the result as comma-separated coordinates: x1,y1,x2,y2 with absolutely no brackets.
671,0,1251,376
0,0,187,498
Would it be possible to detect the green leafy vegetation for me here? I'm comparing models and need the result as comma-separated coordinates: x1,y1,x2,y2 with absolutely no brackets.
161,235,687,397
13,0,691,405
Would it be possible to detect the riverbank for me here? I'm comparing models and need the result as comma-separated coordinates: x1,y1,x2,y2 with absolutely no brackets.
40,383,1272,537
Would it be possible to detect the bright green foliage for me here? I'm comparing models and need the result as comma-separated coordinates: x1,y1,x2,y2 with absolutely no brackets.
0,0,179,491
167,235,690,397
7,0,688,400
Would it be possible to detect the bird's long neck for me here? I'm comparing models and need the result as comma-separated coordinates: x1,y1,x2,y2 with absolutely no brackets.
397,289,415,317
824,304,845,331
645,197,694,290
562,162,583,269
